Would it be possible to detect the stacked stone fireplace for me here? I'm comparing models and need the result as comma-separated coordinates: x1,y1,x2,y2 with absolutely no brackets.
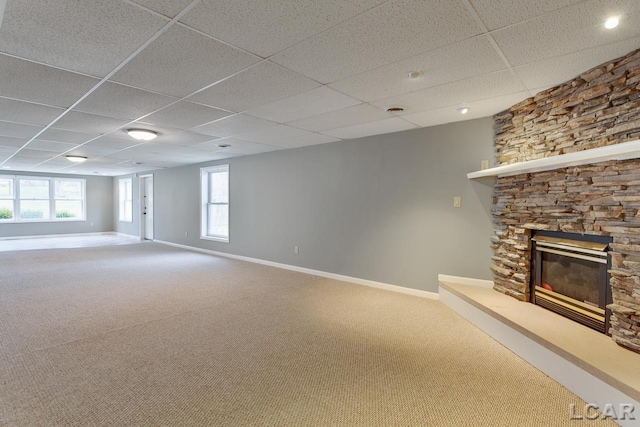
491,48,640,353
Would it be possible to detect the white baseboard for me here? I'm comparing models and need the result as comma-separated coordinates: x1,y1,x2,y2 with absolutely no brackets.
0,231,119,241
439,286,639,427
154,240,439,300
437,274,493,288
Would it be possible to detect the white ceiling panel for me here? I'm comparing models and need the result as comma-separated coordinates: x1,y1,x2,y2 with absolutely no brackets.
0,54,99,108
38,128,100,145
187,61,321,112
493,0,640,67
75,82,177,121
267,133,340,149
28,140,78,153
142,101,232,130
0,121,43,139
52,112,130,135
402,91,531,128
65,145,120,157
153,129,221,146
236,124,311,144
469,0,584,31
329,35,506,102
0,98,64,127
180,0,387,57
271,0,483,83
18,149,65,159
0,0,168,77
129,0,194,18
111,25,260,98
244,87,361,123
224,141,282,155
322,117,417,140
86,135,142,151
371,70,527,114
192,114,278,138
515,36,640,90
287,104,391,133
0,135,30,149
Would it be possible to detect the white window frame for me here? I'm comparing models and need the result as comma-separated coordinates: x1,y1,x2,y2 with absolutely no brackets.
118,177,133,223
200,164,230,243
0,175,86,223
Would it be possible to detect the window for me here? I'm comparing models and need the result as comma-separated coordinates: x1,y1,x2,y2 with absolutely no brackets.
0,175,85,222
119,178,133,222
201,164,229,242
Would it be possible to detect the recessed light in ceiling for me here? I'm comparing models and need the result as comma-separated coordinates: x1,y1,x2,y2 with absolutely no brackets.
407,70,423,79
66,155,88,163
458,107,470,114
217,143,231,148
386,107,405,113
133,161,143,165
127,129,157,141
605,16,619,29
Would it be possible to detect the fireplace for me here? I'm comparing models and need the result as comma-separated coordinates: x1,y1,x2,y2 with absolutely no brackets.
531,231,613,334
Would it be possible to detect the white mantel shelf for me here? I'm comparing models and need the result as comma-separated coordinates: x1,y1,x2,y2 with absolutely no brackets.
468,139,640,179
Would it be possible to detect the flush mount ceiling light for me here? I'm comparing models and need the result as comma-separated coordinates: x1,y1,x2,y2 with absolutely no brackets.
407,70,423,79
66,155,88,163
386,106,405,113
605,16,619,29
458,107,470,114
217,143,231,148
127,129,157,141
132,161,143,165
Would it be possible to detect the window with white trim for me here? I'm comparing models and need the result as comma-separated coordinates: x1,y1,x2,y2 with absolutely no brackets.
118,178,133,222
0,175,86,222
200,164,229,242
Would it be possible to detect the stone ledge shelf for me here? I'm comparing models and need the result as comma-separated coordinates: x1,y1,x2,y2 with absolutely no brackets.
467,139,640,179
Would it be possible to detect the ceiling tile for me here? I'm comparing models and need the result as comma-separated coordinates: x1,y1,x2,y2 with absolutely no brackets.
469,0,584,31
224,141,282,155
75,82,177,121
244,87,361,123
52,112,130,135
191,114,278,138
27,140,78,153
268,133,340,149
187,61,321,112
322,117,417,139
180,0,387,57
329,35,506,102
142,101,232,130
111,25,260,97
0,121,43,139
0,0,168,77
19,149,64,159
370,70,527,114
118,124,221,146
493,0,640,66
0,136,30,149
271,0,483,83
236,125,311,144
287,104,391,132
0,54,99,108
515,36,640,89
65,145,120,157
85,135,142,151
130,0,193,18
38,128,100,144
402,91,530,128
0,97,64,126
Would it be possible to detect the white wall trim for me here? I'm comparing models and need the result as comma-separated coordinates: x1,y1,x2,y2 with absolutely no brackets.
155,240,440,300
0,231,122,241
439,286,639,427
437,274,493,288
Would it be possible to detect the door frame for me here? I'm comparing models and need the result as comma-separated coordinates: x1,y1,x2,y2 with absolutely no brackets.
139,174,154,241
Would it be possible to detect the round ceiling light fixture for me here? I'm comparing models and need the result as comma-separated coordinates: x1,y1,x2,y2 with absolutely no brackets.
407,70,423,79
217,143,231,148
458,107,470,114
127,129,158,141
66,155,88,163
385,106,405,113
605,16,619,29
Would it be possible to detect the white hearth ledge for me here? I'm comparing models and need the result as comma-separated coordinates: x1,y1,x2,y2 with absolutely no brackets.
468,139,640,179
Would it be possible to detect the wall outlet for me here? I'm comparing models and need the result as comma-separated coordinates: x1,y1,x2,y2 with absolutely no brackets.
185,231,188,237
481,160,490,170
453,196,461,208
294,246,299,254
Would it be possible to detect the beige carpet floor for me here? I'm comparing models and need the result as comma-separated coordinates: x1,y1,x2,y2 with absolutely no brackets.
0,243,615,426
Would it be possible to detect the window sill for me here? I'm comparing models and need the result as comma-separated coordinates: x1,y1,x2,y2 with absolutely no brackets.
200,235,229,243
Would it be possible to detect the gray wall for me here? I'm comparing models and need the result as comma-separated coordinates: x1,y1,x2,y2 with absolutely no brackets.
0,171,113,238
147,117,496,293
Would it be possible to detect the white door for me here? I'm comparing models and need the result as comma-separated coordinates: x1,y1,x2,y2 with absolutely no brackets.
142,176,154,240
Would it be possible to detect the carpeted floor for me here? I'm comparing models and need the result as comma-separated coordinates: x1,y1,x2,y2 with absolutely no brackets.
0,243,615,426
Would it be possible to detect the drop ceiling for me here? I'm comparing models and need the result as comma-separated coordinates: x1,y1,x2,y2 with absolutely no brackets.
0,0,638,176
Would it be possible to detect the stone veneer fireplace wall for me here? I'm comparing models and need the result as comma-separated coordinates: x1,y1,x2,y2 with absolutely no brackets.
491,48,640,353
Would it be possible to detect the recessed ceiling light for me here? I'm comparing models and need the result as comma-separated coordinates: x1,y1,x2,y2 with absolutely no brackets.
217,143,231,148
605,16,619,29
458,107,470,114
132,161,143,165
66,155,88,163
127,129,157,141
407,70,423,79
386,106,405,113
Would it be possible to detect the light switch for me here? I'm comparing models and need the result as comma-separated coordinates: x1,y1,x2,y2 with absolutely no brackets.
454,196,461,208
481,160,490,170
